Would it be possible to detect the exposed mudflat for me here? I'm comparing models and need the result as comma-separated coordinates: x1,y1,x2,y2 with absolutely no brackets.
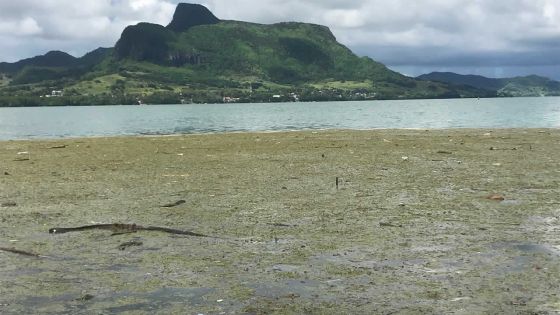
1,129,559,314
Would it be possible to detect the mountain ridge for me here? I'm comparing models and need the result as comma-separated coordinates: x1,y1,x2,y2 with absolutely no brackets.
418,72,560,97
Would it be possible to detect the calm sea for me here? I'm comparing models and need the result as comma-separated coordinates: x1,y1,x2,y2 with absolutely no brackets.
0,97,559,140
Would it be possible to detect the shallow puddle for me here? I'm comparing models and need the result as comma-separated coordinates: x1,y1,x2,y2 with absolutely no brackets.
9,287,214,314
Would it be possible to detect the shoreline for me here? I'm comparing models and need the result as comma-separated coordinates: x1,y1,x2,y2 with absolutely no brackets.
1,129,559,314
2,127,559,142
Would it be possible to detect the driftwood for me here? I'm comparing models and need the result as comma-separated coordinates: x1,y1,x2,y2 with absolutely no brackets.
49,223,208,237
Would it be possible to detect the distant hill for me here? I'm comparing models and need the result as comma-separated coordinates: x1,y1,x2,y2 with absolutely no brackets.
0,51,78,74
418,72,560,97
0,3,492,106
0,48,113,86
417,72,505,91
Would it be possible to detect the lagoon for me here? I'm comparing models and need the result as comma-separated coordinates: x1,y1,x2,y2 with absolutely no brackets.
0,97,559,140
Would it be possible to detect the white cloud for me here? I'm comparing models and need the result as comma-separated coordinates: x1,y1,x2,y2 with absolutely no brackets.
323,9,367,28
0,0,177,61
20,17,42,35
0,17,42,36
129,0,159,11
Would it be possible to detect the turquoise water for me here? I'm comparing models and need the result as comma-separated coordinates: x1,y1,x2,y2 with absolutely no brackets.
0,97,559,140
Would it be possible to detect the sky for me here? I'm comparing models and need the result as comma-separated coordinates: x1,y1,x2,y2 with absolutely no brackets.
1,0,559,79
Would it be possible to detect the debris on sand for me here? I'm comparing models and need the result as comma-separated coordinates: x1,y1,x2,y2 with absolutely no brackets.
379,222,403,228
267,223,296,228
161,200,186,208
486,194,505,201
118,240,144,251
75,294,95,301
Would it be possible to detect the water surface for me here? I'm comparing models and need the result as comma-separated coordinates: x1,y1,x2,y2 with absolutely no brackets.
0,97,559,140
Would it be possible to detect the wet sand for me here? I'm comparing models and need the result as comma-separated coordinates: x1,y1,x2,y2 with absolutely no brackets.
1,129,559,314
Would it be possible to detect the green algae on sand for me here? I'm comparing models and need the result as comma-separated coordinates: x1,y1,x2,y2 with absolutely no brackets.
0,129,559,314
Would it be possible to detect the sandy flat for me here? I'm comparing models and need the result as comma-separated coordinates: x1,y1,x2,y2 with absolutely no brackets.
1,129,559,314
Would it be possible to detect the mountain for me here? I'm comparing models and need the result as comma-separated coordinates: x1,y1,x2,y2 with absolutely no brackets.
0,3,488,106
418,72,560,97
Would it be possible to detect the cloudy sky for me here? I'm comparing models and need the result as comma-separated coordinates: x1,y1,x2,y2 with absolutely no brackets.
1,0,559,79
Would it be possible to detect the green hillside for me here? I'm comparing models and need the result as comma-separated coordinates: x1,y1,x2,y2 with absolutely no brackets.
0,3,487,106
418,72,560,97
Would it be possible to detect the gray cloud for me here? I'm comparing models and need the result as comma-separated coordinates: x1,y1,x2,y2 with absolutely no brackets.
1,0,559,79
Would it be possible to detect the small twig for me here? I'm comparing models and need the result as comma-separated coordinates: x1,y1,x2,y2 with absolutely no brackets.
47,145,67,149
160,200,186,208
267,223,296,228
0,247,41,258
484,222,521,226
379,222,403,228
156,150,174,155
489,147,518,151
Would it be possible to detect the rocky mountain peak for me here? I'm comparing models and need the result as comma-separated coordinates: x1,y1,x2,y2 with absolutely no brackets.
167,3,220,32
